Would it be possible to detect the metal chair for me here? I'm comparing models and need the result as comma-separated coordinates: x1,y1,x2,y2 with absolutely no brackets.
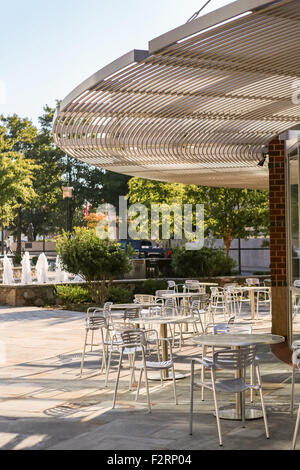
224,285,240,318
292,281,300,318
123,307,141,325
245,278,260,286
85,302,112,351
290,340,300,416
134,294,155,304
105,324,140,389
80,311,108,377
112,329,178,412
189,346,269,446
201,322,254,401
184,279,204,294
291,341,300,448
167,280,177,292
255,287,271,317
184,299,206,334
210,287,227,321
292,403,300,449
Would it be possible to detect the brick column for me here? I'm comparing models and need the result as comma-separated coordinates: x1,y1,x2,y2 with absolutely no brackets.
268,137,289,338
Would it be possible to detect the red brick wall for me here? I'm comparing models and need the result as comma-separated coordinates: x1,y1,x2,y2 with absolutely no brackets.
268,137,287,287
268,137,289,337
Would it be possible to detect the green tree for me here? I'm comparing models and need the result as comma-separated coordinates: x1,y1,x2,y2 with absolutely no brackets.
185,186,269,255
18,105,131,238
127,177,269,255
56,227,132,306
128,177,185,241
0,116,37,249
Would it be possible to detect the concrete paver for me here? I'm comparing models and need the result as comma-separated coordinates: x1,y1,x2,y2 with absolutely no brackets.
0,305,297,450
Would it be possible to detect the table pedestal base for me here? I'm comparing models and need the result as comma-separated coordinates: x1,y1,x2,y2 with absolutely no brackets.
216,407,263,420
147,371,187,381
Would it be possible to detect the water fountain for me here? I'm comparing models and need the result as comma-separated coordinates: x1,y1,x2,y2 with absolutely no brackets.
36,253,49,283
21,251,32,284
2,255,14,284
55,255,69,283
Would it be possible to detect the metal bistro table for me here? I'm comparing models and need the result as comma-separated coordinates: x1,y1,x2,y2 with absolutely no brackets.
236,286,271,320
192,333,284,420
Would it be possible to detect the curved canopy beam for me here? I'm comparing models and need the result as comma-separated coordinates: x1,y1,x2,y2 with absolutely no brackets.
53,0,300,189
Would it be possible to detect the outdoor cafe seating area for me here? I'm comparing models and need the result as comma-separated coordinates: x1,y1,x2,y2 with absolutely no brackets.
75,277,300,448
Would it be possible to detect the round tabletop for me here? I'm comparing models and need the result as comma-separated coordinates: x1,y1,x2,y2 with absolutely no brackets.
192,333,285,348
130,315,194,325
158,292,203,298
110,303,156,310
185,282,218,286
235,286,271,291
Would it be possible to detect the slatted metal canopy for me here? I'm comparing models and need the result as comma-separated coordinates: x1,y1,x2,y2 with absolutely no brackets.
53,0,300,189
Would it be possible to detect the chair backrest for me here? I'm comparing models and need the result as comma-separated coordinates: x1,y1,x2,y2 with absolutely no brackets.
213,323,252,335
185,280,201,292
124,308,140,321
213,346,256,370
155,290,170,298
134,294,155,304
163,298,177,316
86,312,107,329
210,287,225,302
246,278,260,286
167,280,176,291
120,329,147,348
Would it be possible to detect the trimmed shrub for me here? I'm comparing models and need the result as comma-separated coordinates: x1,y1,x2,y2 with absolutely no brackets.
141,279,168,295
171,247,236,277
106,286,133,304
55,285,92,304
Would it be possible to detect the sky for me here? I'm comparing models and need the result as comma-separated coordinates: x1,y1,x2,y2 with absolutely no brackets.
1,0,232,126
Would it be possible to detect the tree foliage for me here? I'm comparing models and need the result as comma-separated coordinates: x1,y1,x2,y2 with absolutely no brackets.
171,246,236,277
3,106,131,245
0,115,37,227
56,228,132,305
127,177,269,255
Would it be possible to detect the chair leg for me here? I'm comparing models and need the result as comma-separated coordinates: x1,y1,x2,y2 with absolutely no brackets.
189,362,194,435
201,345,206,401
100,329,106,374
80,329,89,378
291,366,296,416
250,364,254,403
136,367,143,400
90,330,94,352
172,365,178,405
142,349,151,413
179,324,183,350
211,369,223,446
241,391,246,428
292,404,300,450
129,351,137,390
256,365,269,439
105,346,113,387
112,349,124,409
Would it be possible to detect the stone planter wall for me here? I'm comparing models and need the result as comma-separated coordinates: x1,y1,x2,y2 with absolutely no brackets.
0,275,269,307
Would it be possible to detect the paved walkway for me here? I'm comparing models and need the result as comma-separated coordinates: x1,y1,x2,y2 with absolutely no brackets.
0,306,298,450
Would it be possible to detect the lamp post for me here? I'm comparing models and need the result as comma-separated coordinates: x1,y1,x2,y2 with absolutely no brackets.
62,187,73,232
